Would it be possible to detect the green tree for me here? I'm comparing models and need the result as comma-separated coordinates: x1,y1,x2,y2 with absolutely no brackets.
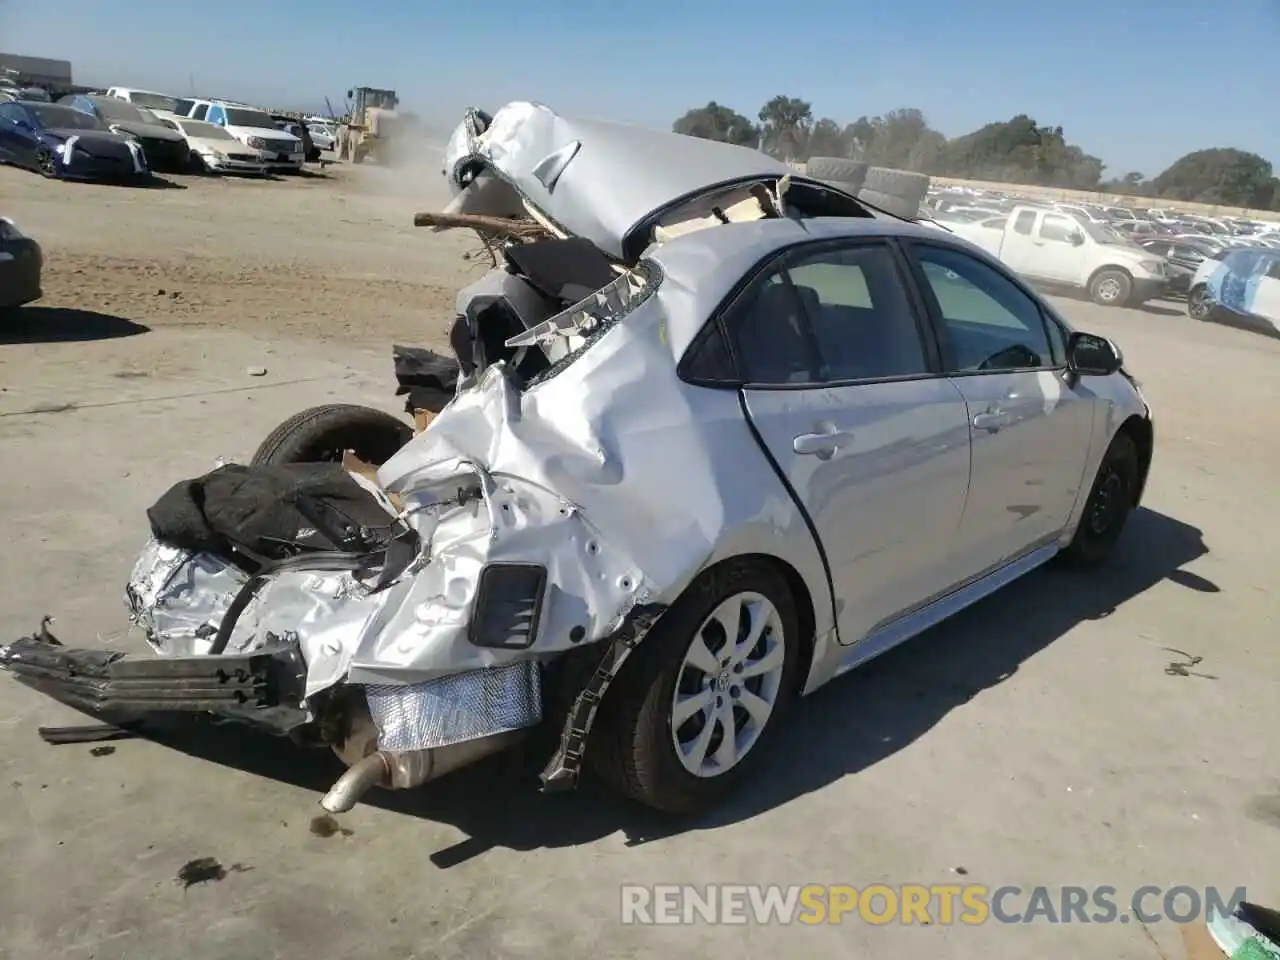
805,117,848,158
672,101,760,147
757,95,813,160
1149,149,1276,207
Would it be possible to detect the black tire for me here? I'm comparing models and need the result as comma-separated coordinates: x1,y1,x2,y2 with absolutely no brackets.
1187,284,1217,321
806,157,868,191
1058,431,1140,568
589,559,801,814
862,167,930,208
250,403,412,466
36,149,58,179
1089,269,1133,307
856,187,923,219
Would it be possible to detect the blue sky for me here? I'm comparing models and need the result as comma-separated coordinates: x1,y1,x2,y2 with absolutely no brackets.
5,0,1277,177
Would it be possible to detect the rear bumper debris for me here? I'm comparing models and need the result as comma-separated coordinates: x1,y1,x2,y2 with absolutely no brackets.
0,620,309,734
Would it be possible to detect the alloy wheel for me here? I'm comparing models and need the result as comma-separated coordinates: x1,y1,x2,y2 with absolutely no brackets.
670,591,787,778
1096,277,1122,302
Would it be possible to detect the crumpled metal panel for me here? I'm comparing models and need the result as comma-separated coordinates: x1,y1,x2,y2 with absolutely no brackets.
442,100,796,262
225,568,398,698
124,538,248,656
366,660,541,750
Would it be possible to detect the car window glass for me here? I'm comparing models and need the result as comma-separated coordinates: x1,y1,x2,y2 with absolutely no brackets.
1013,211,1036,235
731,273,820,385
913,245,1056,372
192,103,209,120
785,244,930,381
0,103,20,123
1040,215,1078,243
1267,259,1280,280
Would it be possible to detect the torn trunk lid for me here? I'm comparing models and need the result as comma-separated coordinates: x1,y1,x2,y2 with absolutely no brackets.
442,101,872,263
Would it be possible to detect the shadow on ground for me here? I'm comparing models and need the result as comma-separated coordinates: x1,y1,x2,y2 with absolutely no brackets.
1139,302,1184,317
0,307,150,343
143,507,1212,862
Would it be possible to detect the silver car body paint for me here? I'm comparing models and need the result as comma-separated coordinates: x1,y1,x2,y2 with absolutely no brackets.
120,104,1150,744
441,100,862,262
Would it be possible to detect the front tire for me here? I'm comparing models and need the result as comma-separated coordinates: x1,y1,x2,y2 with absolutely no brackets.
1187,284,1217,321
1089,269,1132,307
36,149,58,178
1059,431,1140,568
250,403,412,466
590,559,800,814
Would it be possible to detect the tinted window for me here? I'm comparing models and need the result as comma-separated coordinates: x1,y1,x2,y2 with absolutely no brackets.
192,103,209,120
1013,211,1036,235
29,104,104,130
1267,259,1280,280
0,103,22,123
1040,215,1078,243
729,243,929,384
90,98,143,121
786,244,929,381
912,245,1057,372
1141,241,1171,256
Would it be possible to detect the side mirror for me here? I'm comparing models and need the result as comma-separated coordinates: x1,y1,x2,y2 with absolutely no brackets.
1070,231,1085,246
1067,331,1122,376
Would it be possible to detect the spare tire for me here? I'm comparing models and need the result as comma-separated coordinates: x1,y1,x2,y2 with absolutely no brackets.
861,167,931,213
805,157,868,191
856,187,925,220
251,404,413,466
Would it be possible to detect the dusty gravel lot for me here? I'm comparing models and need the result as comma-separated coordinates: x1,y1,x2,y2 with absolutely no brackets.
1,161,1278,960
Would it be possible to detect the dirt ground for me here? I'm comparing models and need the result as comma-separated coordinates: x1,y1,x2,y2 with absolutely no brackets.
1,160,1278,960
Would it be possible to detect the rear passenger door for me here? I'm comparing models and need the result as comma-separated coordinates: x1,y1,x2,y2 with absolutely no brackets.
904,241,1096,580
731,239,974,644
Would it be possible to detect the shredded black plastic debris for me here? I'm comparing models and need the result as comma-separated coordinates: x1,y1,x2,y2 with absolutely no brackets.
39,723,139,745
176,858,252,888
89,745,116,757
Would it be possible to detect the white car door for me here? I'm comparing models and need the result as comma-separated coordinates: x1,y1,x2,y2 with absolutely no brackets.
994,209,1042,276
1248,256,1280,333
1030,213,1091,284
904,240,1097,581
731,239,974,644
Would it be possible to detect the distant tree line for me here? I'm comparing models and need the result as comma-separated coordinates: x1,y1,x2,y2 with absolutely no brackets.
673,97,1280,211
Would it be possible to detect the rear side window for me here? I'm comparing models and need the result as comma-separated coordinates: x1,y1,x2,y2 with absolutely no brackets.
1013,211,1036,235
727,242,930,385
192,103,209,120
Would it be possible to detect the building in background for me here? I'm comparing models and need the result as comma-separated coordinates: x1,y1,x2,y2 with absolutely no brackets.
0,53,75,95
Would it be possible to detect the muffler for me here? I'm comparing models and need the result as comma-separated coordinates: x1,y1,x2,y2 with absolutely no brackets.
320,729,526,813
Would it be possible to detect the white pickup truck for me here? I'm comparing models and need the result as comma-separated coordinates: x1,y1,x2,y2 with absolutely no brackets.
941,205,1170,307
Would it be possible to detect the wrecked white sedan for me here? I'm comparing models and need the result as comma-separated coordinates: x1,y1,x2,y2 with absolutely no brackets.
2,103,1154,816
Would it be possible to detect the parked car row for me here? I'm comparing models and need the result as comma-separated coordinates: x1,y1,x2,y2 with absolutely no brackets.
0,84,338,184
922,185,1280,316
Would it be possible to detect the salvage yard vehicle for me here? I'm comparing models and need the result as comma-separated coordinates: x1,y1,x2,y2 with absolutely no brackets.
1187,247,1280,337
944,204,1170,306
0,101,149,182
335,86,398,164
202,102,304,170
1,103,1155,818
58,94,189,172
0,216,42,310
152,115,268,176
105,87,181,114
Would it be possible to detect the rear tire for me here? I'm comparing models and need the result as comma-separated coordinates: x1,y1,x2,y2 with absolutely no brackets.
1059,431,1140,568
589,559,800,814
250,403,412,466
1089,269,1132,307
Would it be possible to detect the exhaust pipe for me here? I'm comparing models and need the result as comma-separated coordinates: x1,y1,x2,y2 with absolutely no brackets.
320,729,526,813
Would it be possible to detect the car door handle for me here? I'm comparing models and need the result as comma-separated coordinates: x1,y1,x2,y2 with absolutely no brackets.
793,429,855,456
972,408,1012,432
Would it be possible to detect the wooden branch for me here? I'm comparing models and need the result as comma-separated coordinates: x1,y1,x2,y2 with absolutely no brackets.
412,212,549,240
